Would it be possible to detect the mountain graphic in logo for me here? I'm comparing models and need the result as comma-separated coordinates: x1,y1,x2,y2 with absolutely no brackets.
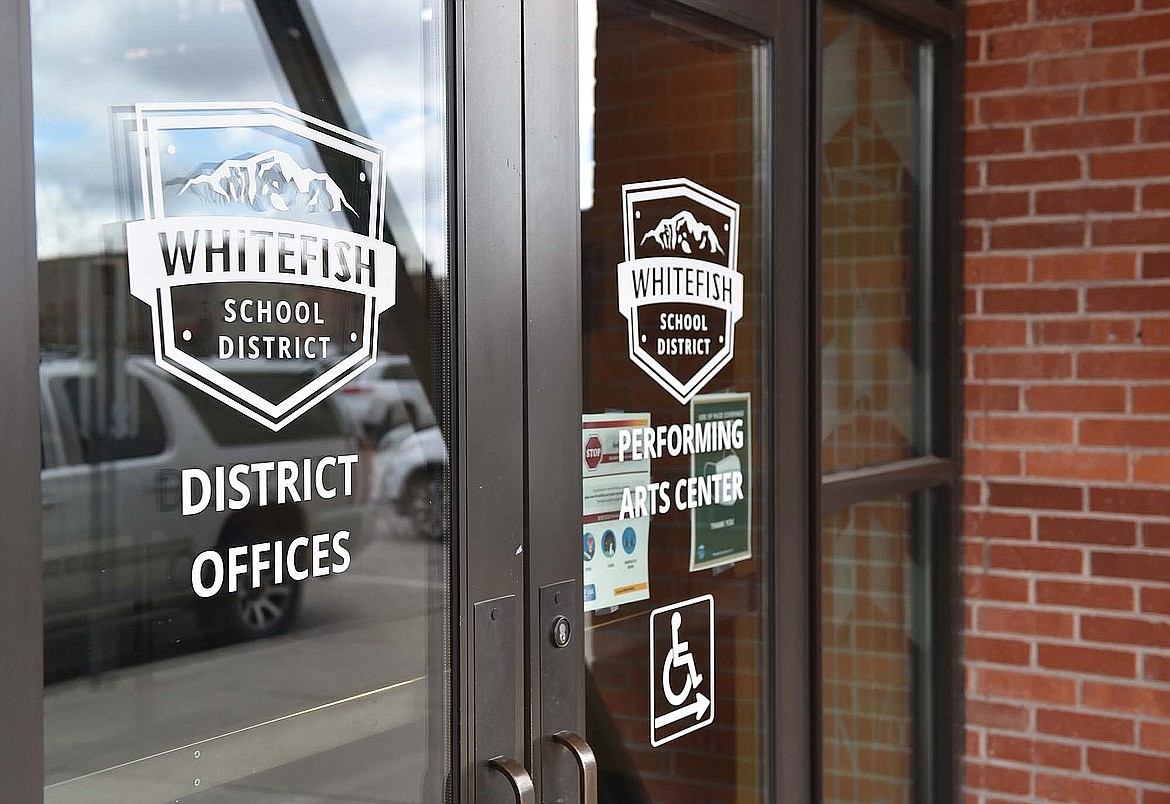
179,149,356,214
639,210,725,256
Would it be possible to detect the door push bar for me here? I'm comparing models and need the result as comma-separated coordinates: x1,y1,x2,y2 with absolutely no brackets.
552,730,598,804
488,756,536,804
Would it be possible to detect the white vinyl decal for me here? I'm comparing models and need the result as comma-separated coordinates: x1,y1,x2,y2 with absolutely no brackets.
618,178,743,404
125,102,396,430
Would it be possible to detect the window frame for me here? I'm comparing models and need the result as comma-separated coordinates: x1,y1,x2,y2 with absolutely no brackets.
812,1,965,802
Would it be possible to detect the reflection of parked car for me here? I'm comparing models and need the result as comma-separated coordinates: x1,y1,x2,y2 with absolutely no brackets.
336,354,433,436
373,423,446,540
40,357,373,653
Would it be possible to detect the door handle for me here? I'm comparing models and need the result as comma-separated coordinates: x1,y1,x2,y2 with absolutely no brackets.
488,756,536,804
551,730,598,804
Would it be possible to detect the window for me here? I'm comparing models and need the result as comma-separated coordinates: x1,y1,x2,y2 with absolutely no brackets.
818,4,960,803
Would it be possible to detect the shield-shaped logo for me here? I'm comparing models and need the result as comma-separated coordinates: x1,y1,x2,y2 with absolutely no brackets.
618,179,742,404
124,102,396,430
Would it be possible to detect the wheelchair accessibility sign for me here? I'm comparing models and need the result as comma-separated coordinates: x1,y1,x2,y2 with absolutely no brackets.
649,594,714,746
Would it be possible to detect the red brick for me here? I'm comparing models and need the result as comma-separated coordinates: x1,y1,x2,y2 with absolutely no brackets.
1140,721,1170,753
1093,12,1170,46
1086,81,1170,114
1038,319,1137,346
965,700,1030,730
983,288,1079,313
1036,579,1135,609
966,191,1030,220
1025,384,1127,411
1087,285,1170,313
1037,707,1136,743
965,383,1021,411
1146,522,1170,548
1138,318,1170,345
987,733,1080,770
1093,216,1170,246
973,351,1073,380
977,606,1075,640
1139,586,1170,615
966,448,1024,475
1133,454,1170,483
979,668,1078,705
992,221,1087,250
1033,118,1136,151
1145,655,1170,683
1038,644,1137,678
1141,113,1170,143
965,571,1031,602
1036,51,1139,86
1142,183,1170,210
1035,186,1136,215
1089,485,1170,515
1142,252,1170,278
979,91,1081,122
1093,551,1170,582
965,761,1030,795
987,155,1083,185
988,483,1084,512
966,254,1030,284
967,61,1029,93
1025,451,1127,481
966,635,1032,665
966,319,1028,347
1092,148,1170,179
1033,252,1136,282
1087,747,1170,785
989,24,1088,59
1082,615,1170,649
1083,681,1170,715
1079,353,1170,380
1037,516,1136,546
966,127,1026,156
1036,0,1134,17
1147,46,1170,75
971,416,1074,444
1035,773,1138,804
1132,385,1170,413
969,0,1029,28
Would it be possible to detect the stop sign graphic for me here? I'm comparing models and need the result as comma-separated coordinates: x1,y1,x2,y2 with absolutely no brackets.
584,434,604,470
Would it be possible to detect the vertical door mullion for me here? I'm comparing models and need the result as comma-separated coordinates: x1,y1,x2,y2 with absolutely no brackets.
456,0,528,801
521,0,585,800
0,0,43,800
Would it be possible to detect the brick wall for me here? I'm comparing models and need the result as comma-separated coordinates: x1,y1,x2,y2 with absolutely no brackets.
964,1,1170,801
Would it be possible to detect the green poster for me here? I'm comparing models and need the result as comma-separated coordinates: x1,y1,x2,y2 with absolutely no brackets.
689,392,752,571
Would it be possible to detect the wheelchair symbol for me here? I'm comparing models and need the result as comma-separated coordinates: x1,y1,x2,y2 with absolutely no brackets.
662,611,703,706
649,594,714,746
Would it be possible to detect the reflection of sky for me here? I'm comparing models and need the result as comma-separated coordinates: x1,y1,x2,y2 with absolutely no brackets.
31,0,444,265
579,0,597,211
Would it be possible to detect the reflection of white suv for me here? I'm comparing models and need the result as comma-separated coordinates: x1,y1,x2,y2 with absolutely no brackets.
336,354,433,435
40,357,373,649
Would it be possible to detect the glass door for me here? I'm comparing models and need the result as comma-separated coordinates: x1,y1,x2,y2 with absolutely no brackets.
29,1,459,801
3,0,811,800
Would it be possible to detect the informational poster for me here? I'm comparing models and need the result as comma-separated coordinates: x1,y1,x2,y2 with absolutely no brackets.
582,412,652,611
689,393,751,571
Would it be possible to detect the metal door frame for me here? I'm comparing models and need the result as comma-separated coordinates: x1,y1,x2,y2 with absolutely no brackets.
0,0,43,798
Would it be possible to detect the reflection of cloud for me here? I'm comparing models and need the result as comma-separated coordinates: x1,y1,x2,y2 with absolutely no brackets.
31,0,444,267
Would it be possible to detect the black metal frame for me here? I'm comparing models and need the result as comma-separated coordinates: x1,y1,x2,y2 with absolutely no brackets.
813,0,965,802
0,0,43,799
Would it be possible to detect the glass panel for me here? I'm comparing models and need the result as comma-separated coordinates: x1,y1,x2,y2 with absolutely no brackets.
33,0,451,801
820,494,919,803
579,1,770,799
821,5,925,473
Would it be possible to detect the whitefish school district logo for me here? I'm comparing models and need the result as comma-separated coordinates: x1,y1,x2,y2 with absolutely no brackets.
125,102,396,430
619,179,743,404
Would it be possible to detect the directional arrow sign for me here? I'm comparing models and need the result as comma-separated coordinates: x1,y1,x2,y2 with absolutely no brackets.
652,692,710,730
